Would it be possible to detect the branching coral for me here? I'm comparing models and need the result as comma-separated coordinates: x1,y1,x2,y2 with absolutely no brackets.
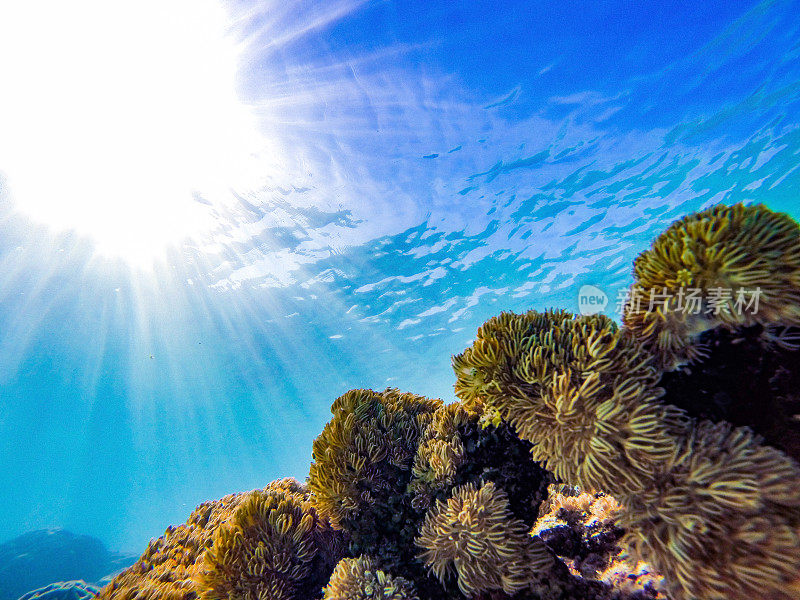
322,556,419,600
452,309,688,496
415,481,554,597
196,478,342,600
623,203,800,370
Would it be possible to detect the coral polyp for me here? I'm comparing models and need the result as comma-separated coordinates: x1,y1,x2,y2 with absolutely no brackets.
322,556,419,600
623,203,800,369
452,309,687,495
415,481,553,597
196,479,342,600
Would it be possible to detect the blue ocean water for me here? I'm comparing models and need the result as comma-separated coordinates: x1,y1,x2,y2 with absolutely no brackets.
0,0,799,569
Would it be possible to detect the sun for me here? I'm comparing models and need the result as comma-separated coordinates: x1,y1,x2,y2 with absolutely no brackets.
0,0,266,265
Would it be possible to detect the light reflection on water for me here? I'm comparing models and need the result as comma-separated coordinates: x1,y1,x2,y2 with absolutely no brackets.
0,0,799,553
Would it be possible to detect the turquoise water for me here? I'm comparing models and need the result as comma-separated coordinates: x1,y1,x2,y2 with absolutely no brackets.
0,0,799,567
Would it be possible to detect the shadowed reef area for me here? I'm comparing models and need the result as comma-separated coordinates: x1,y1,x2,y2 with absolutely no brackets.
96,203,800,600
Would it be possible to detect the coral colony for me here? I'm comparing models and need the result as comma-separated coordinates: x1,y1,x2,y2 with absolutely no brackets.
97,203,800,600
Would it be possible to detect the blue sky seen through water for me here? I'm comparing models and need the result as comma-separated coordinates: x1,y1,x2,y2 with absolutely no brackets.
0,0,799,552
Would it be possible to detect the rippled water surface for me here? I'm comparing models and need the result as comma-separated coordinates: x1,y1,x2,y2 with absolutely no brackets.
1,0,799,553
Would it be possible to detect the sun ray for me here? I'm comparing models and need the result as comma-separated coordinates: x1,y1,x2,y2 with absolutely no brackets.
0,0,272,265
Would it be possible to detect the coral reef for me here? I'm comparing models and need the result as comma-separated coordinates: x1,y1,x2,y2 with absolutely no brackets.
95,203,800,600
98,480,343,600
450,204,800,600
622,203,800,370
196,479,343,600
97,491,250,600
415,480,553,597
17,581,100,600
534,488,625,580
323,556,419,600
534,486,664,598
452,310,688,496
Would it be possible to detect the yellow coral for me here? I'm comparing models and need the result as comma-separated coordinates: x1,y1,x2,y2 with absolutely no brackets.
454,304,800,599
308,388,441,529
97,491,250,600
408,401,479,498
453,309,688,495
535,489,623,534
322,556,419,600
415,481,553,597
622,421,800,600
623,203,800,369
196,479,339,600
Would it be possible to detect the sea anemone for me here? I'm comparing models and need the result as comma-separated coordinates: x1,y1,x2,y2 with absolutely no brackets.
622,421,800,600
623,203,800,370
452,309,688,495
308,388,441,572
415,481,554,597
322,556,419,600
196,479,341,600
309,388,441,529
97,491,250,600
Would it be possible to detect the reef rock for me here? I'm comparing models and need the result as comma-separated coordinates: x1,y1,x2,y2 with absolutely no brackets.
0,529,134,600
17,581,100,600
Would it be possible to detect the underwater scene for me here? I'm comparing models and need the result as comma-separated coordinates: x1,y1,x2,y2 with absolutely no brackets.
1,0,800,599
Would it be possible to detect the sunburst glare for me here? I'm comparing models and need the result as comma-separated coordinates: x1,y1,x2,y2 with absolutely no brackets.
0,0,269,265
